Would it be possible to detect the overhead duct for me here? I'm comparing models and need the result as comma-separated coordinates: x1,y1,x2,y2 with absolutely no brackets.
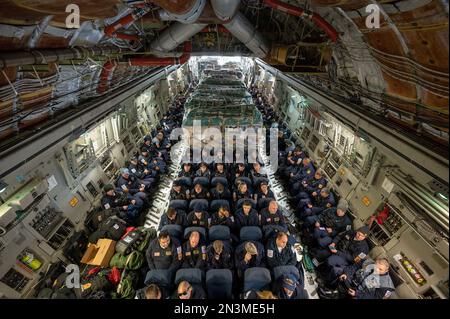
150,23,207,52
0,47,123,69
210,0,241,21
222,11,270,58
153,0,207,24
97,42,192,93
263,0,339,43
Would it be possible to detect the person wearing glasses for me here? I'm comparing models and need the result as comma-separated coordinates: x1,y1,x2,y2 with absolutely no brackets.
173,281,206,299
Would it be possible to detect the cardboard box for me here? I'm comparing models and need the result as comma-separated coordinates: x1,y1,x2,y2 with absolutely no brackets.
81,239,116,267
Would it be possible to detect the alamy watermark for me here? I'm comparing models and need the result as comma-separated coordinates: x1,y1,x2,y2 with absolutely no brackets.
65,4,80,29
170,121,279,171
365,4,381,29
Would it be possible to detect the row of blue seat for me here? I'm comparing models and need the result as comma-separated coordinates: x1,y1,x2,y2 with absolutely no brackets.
170,198,274,213
145,265,301,299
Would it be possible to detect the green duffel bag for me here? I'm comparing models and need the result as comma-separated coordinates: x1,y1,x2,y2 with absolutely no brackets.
109,251,144,270
135,227,157,252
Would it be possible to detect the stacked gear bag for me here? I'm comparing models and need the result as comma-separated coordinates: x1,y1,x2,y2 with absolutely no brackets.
110,227,157,299
88,216,128,243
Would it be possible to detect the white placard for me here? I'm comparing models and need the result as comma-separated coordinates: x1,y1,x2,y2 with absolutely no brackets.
47,175,58,191
382,177,395,194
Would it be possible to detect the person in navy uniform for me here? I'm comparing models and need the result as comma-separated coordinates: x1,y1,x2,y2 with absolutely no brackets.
292,169,327,204
290,158,316,193
250,162,267,180
233,181,252,203
235,241,264,278
170,180,189,200
210,182,231,200
181,230,207,269
260,200,287,230
308,200,353,247
338,258,395,299
281,146,304,180
190,183,210,200
254,181,275,202
212,163,229,179
273,274,308,299
211,206,235,229
323,226,371,284
179,163,194,178
128,156,155,190
135,284,168,299
186,209,211,228
297,187,336,220
195,162,211,179
206,240,234,270
235,200,260,228
158,207,187,231
116,168,148,202
146,231,182,275
101,184,141,220
265,232,297,270
173,281,206,300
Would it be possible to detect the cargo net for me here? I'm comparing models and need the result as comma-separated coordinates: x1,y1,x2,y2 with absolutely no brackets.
183,75,263,127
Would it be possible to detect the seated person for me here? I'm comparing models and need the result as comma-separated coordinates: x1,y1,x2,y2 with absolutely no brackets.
187,209,211,228
281,147,304,179
212,163,229,179
128,156,155,190
235,200,260,228
260,200,287,230
195,162,211,179
296,188,336,220
158,207,187,231
173,281,206,300
116,168,147,202
254,181,274,202
149,157,166,175
206,240,234,270
182,230,207,269
290,158,316,192
309,200,352,247
101,184,141,221
211,206,235,229
190,183,210,200
272,274,308,299
210,182,231,200
135,284,168,299
234,163,250,181
179,163,194,178
266,232,297,270
322,226,371,284
146,231,182,274
338,258,395,299
235,241,264,278
233,181,252,203
292,169,327,204
250,162,267,179
170,180,189,200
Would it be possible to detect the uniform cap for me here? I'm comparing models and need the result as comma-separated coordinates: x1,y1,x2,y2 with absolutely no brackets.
356,226,370,236
337,199,349,212
120,168,130,175
104,184,114,192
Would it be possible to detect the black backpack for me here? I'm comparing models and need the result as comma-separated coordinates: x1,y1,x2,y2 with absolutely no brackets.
99,216,128,241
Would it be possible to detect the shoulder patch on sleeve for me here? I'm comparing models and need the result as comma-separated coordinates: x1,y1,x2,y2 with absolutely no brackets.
267,249,274,258
131,168,137,173
346,225,352,231
358,253,367,259
383,290,393,299
104,203,110,210
177,246,182,255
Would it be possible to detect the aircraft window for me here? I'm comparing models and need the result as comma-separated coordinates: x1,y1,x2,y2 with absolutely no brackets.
419,261,434,276
308,135,320,152
86,182,99,198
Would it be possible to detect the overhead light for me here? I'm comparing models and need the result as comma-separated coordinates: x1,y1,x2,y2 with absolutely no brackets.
0,180,8,193
437,193,448,201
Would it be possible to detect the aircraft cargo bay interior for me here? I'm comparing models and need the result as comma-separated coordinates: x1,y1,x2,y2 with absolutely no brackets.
0,0,448,302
